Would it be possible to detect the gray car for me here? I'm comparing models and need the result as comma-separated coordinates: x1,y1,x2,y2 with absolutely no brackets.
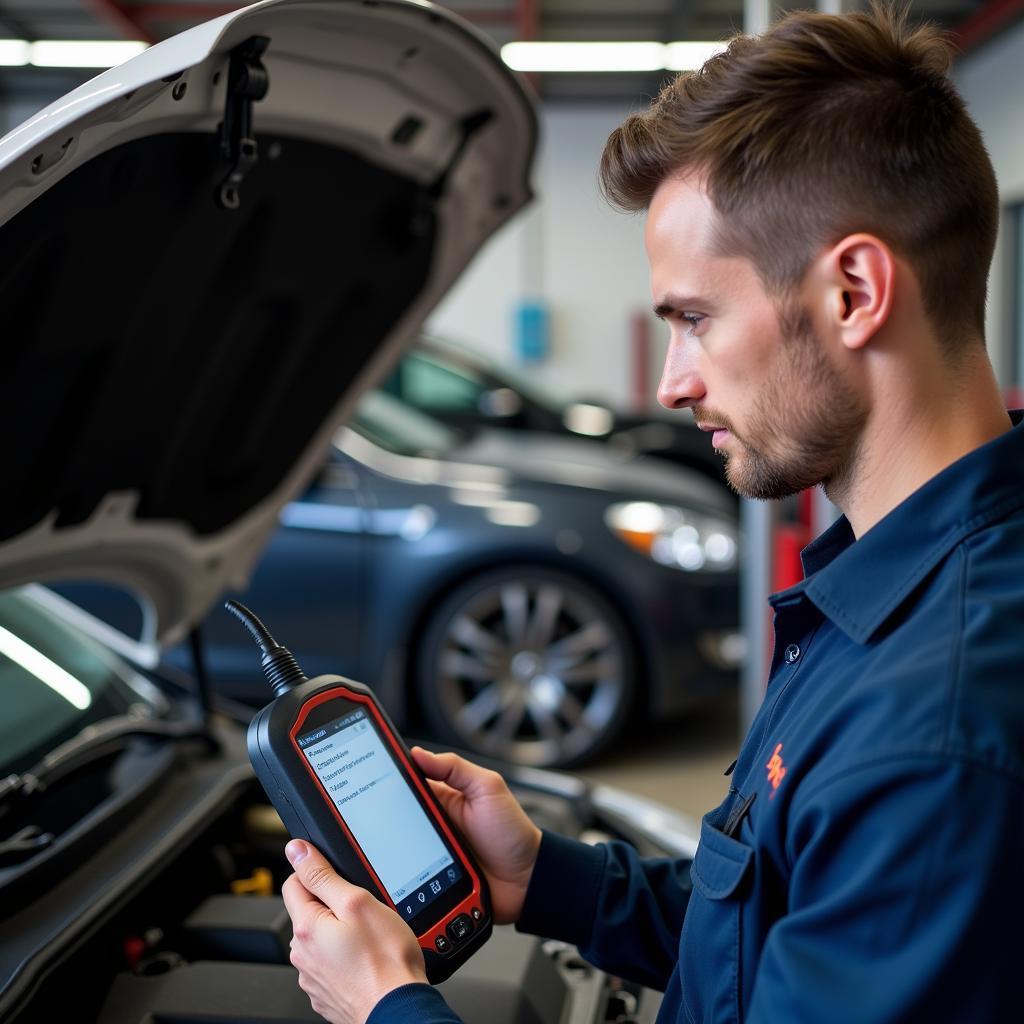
186,390,741,768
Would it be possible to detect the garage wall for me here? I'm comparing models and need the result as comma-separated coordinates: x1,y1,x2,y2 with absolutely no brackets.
428,102,665,410
431,44,1024,406
954,21,1024,387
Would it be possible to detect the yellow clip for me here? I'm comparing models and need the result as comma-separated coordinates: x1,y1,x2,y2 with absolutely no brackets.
231,867,273,897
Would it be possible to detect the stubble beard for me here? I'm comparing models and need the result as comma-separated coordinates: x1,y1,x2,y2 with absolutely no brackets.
711,302,867,502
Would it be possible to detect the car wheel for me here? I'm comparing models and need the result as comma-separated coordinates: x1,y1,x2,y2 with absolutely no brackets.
416,566,637,768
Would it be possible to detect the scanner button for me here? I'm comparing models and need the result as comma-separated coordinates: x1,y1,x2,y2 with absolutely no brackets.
434,935,450,953
447,915,473,944
470,906,483,922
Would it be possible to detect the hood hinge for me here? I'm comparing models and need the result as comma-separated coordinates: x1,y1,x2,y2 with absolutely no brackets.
216,35,270,210
409,107,493,236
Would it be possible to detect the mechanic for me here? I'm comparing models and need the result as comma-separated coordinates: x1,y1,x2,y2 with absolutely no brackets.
279,6,1024,1022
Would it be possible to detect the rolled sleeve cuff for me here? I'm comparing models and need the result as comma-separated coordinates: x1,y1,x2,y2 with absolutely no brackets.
367,983,460,1024
515,829,608,947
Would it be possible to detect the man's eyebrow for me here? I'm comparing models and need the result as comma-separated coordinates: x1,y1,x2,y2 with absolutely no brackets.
652,295,707,319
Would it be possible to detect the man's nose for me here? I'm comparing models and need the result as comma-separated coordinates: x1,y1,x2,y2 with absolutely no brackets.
657,343,705,410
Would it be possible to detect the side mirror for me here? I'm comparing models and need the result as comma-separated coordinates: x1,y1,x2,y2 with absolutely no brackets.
563,402,615,437
477,388,523,419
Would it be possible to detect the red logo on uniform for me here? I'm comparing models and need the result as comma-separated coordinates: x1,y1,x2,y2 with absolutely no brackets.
766,743,786,798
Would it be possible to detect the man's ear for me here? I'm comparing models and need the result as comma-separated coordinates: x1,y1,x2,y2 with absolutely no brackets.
817,234,895,351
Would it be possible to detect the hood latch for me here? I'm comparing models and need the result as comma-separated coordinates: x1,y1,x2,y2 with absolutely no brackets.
216,35,270,210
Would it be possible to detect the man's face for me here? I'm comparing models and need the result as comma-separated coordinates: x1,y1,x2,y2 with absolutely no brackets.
646,175,866,501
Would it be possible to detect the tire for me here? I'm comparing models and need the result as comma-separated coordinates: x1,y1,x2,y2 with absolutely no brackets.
415,565,637,768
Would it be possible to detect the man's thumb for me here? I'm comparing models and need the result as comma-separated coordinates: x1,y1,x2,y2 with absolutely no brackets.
286,839,351,914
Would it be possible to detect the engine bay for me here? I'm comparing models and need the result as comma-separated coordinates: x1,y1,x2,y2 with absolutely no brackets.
0,720,665,1024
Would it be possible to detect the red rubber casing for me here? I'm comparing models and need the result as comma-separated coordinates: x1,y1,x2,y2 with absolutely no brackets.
247,673,492,982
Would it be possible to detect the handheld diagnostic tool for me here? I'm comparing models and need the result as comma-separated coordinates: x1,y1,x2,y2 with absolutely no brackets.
226,600,491,983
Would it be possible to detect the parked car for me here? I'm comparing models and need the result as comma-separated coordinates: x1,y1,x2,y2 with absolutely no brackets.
384,336,731,490
0,1,704,1020
181,389,740,768
59,387,740,768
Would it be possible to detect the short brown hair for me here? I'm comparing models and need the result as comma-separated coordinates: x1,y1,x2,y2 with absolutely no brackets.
601,3,998,352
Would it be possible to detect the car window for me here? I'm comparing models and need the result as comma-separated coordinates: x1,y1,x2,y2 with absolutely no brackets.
0,589,163,775
423,342,571,413
350,390,463,457
396,353,486,412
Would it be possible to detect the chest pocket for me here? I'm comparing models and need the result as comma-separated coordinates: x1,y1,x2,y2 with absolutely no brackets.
679,814,754,1024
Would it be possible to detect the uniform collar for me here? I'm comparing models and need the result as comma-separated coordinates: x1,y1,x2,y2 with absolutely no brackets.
770,411,1024,644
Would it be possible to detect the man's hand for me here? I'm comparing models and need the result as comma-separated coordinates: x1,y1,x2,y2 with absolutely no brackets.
282,839,427,1024
412,747,542,924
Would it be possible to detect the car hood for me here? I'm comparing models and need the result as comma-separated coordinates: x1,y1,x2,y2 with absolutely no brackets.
346,427,734,516
0,0,535,647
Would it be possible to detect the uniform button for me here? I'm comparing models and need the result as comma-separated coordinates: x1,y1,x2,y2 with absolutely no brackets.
784,643,801,664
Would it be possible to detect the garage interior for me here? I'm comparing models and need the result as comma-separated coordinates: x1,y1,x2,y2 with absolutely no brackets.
1,2,1022,1022
1,0,1021,818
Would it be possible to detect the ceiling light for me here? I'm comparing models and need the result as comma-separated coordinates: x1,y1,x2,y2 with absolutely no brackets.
502,42,668,73
29,40,148,68
0,39,30,66
665,42,728,70
501,40,727,74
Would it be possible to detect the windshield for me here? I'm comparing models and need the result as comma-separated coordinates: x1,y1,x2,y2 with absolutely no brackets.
349,389,464,458
422,340,572,412
0,589,164,775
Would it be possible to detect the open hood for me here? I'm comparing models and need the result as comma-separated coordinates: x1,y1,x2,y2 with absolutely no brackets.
0,0,536,648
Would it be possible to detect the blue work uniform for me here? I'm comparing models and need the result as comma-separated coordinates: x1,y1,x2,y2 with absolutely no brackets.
370,414,1024,1024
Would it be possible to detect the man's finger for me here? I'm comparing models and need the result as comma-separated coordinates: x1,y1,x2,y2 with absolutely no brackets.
285,839,367,919
412,747,501,799
281,871,325,938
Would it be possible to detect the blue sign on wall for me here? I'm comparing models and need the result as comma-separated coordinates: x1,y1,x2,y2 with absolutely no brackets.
514,300,550,364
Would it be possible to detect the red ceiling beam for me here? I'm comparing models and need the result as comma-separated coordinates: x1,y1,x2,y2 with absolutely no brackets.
516,0,538,41
129,3,241,19
952,0,1024,55
130,4,520,26
87,0,156,43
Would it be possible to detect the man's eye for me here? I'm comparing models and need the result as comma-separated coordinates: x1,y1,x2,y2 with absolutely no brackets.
681,314,705,331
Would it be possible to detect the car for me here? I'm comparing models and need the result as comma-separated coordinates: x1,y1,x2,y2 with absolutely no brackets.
69,387,740,768
0,1,703,1019
384,335,732,490
176,388,740,768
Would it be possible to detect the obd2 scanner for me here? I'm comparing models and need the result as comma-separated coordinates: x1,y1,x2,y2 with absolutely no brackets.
226,600,492,983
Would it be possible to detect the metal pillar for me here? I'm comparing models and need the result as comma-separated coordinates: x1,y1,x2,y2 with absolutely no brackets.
815,0,863,14
736,0,854,732
737,0,783,732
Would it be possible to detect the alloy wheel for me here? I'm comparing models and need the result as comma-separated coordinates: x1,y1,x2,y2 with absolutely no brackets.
418,569,635,767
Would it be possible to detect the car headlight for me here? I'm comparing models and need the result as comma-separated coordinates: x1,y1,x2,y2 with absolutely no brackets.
605,501,738,572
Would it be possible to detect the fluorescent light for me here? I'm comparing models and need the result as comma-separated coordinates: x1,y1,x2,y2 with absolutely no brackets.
503,42,668,73
0,39,30,66
666,41,728,70
501,40,726,73
0,624,91,710
30,40,148,68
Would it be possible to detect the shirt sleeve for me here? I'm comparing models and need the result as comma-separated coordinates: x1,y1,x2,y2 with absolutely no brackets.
367,983,463,1024
747,757,1024,1022
516,829,693,991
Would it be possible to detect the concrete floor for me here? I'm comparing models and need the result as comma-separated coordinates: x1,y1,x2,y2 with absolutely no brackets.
580,697,743,824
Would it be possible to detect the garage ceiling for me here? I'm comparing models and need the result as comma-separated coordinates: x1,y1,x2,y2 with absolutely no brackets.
0,0,1010,101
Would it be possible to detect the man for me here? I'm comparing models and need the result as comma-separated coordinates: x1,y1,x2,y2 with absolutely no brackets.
280,6,1024,1022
